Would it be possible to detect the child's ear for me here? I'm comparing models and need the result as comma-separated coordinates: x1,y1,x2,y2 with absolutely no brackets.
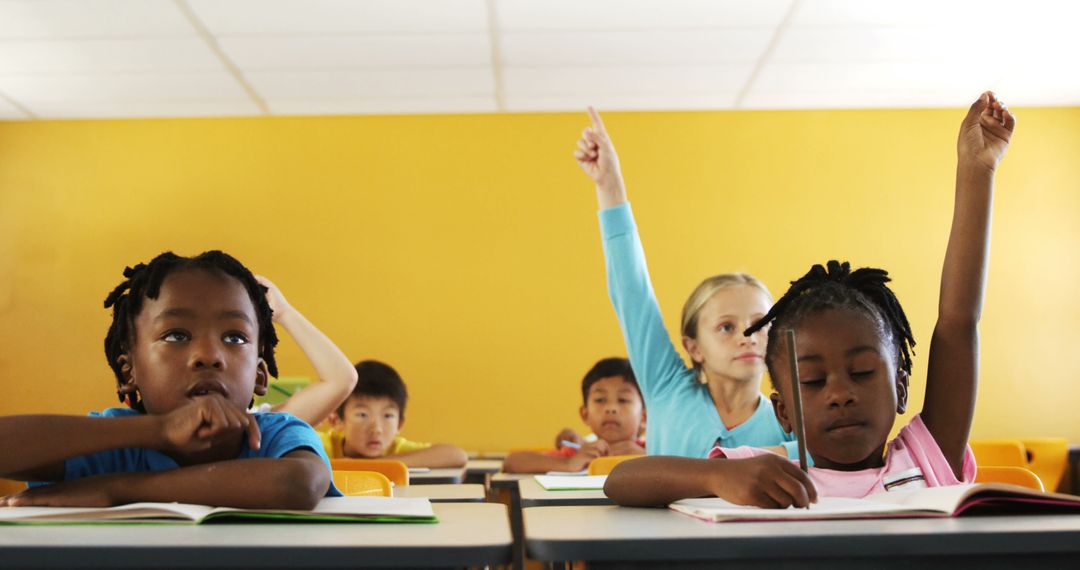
681,336,704,364
579,404,589,424
253,358,269,396
895,369,910,414
116,353,136,394
328,411,343,430
770,391,794,432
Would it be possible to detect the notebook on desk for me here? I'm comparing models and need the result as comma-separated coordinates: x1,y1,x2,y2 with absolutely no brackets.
671,483,1080,522
0,496,438,525
534,475,607,491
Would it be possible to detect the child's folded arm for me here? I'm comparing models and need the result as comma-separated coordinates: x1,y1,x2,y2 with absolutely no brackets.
0,414,162,481
386,443,468,468
605,454,817,509
2,449,329,510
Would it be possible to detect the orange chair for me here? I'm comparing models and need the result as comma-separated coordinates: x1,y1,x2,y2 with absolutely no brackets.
1021,438,1069,492
975,465,1045,491
331,458,409,486
587,454,641,476
970,439,1027,467
332,470,393,497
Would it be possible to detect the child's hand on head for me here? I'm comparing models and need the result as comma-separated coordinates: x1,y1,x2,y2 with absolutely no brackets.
255,275,293,323
574,107,624,194
958,91,1016,173
159,393,262,455
709,455,817,509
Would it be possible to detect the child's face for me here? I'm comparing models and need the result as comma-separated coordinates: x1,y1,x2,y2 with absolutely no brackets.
123,269,268,415
769,308,908,471
684,285,771,383
337,396,402,458
579,376,645,445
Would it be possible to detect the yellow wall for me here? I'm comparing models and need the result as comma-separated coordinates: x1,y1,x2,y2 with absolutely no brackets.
1,106,1078,452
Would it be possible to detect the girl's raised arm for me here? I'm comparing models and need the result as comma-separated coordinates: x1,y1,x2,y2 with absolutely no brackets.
922,92,1015,476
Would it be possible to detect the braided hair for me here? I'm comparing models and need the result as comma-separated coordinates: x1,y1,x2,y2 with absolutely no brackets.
103,251,279,412
744,260,915,389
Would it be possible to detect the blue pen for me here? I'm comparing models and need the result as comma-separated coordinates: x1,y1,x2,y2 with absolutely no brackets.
560,439,582,450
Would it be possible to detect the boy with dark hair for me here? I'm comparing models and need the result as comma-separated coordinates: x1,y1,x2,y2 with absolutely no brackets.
322,360,467,468
503,357,647,473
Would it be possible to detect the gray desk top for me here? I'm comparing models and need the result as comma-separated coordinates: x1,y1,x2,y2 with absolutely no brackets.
0,503,512,569
393,483,485,502
518,476,612,507
407,466,466,485
524,505,1080,567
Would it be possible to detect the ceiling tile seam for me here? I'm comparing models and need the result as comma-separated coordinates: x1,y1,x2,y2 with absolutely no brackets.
734,0,803,109
173,0,269,115
0,88,37,119
485,0,506,111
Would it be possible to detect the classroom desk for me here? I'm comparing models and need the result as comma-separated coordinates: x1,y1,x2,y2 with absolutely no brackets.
0,503,512,569
490,473,534,570
464,458,504,484
407,466,465,485
518,476,613,507
393,483,485,502
524,505,1080,569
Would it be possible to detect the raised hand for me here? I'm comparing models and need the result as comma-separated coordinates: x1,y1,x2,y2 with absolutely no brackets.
159,393,261,456
256,275,293,323
958,91,1016,173
707,455,817,509
574,107,627,207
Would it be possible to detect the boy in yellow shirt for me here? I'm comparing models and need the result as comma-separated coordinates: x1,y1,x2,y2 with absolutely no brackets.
321,360,467,467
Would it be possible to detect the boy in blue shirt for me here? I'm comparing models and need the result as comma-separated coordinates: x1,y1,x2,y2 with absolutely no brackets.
0,251,339,508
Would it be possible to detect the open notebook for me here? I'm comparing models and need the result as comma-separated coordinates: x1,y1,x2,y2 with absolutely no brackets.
671,483,1080,522
0,496,437,525
534,475,607,491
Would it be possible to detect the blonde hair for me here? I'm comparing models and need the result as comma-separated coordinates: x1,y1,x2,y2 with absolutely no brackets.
680,273,773,372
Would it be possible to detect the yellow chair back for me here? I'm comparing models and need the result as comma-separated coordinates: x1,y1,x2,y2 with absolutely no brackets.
974,465,1045,491
331,458,409,486
587,454,640,476
970,439,1027,467
1020,437,1068,492
332,470,393,497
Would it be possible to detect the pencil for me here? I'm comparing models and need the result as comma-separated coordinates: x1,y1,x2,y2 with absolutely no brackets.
560,440,582,450
786,329,809,473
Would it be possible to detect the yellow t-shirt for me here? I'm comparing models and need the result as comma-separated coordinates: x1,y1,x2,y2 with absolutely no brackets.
319,429,431,459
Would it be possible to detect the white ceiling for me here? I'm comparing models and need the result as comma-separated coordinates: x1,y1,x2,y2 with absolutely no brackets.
0,0,1077,120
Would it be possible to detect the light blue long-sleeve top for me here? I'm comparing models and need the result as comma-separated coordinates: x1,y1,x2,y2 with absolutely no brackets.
600,202,797,459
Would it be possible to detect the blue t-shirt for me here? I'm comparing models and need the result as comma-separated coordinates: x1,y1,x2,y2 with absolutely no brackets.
30,407,341,496
600,203,799,459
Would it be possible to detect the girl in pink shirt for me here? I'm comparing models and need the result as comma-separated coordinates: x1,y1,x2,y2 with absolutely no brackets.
605,91,1015,508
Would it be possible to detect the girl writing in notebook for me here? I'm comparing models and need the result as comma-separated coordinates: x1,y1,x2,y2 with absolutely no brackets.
0,251,339,508
606,91,1014,508
573,109,795,459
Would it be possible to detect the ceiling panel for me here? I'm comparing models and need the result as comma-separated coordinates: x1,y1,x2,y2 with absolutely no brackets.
219,34,491,70
0,39,223,74
0,94,26,118
504,65,754,97
0,0,192,39
247,68,494,99
268,96,497,115
0,71,250,102
28,99,262,119
505,93,741,112
188,0,489,35
497,0,791,30
501,30,772,66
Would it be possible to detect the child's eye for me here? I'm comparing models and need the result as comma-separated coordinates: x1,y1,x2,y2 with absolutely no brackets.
851,370,875,379
162,331,189,342
717,323,735,333
800,379,826,387
223,332,249,345
618,398,632,404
